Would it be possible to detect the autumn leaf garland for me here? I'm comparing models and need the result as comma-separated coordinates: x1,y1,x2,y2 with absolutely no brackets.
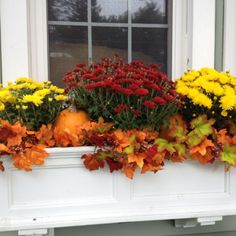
1,113,236,178
80,114,236,178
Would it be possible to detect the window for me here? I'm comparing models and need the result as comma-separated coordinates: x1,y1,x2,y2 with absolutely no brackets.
48,0,171,86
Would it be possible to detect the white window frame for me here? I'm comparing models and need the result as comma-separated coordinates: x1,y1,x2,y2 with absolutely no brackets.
223,0,236,75
0,0,216,85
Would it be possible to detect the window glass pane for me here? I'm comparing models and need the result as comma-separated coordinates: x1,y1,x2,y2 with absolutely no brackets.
132,0,167,24
49,25,88,87
132,28,167,72
48,0,88,22
92,0,128,23
92,27,128,62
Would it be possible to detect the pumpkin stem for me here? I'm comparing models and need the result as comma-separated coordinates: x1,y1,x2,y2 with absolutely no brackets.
68,100,77,112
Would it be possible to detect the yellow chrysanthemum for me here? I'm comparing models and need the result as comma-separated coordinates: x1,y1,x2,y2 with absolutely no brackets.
0,102,5,111
50,85,64,94
16,77,34,84
187,70,200,78
223,85,235,95
230,76,236,86
55,95,68,101
218,73,230,84
221,110,228,117
192,93,212,109
22,105,28,110
200,81,224,96
181,74,195,81
220,94,236,110
22,94,43,106
200,67,217,75
0,90,15,103
176,85,189,96
34,89,51,98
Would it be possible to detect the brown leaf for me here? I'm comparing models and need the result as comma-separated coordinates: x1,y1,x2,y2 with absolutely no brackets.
82,154,105,171
0,161,5,171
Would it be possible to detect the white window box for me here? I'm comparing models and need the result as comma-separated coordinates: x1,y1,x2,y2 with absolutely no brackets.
1,146,236,233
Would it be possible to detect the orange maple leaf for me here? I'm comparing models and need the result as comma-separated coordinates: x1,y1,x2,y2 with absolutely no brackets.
214,129,231,145
0,120,26,147
25,145,48,165
122,161,137,179
54,127,80,147
12,145,48,171
0,143,10,154
113,129,131,152
36,124,55,147
190,139,215,156
190,149,215,164
170,154,186,163
128,153,145,168
141,163,162,174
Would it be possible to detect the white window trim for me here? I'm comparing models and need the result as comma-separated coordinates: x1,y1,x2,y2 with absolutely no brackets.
0,0,216,85
223,0,236,75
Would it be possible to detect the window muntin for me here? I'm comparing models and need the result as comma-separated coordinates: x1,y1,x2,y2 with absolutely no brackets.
48,0,171,86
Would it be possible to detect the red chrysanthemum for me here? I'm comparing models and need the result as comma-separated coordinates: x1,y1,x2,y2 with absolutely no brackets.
135,88,149,96
153,96,166,105
163,94,174,102
143,100,156,109
114,104,129,114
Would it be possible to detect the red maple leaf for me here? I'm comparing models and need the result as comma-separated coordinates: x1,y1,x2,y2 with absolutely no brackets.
106,158,123,173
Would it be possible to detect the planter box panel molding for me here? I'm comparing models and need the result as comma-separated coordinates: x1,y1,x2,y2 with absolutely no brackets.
1,147,236,232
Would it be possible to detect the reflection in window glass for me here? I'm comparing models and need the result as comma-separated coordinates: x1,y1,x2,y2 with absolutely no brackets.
132,0,167,24
48,0,88,22
132,28,167,72
49,25,88,87
92,0,128,23
92,27,128,62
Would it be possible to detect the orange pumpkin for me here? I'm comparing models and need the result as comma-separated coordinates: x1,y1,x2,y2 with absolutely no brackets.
54,108,90,134
54,108,91,147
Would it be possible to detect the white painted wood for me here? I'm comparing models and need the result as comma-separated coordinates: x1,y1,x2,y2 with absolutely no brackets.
187,0,216,69
28,0,48,82
175,216,223,228
197,216,223,226
171,0,188,80
18,228,54,236
0,0,30,85
18,228,48,236
1,147,236,232
223,0,236,75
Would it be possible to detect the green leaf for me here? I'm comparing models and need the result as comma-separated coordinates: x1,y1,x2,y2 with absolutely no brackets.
155,138,175,154
96,150,114,160
175,143,186,156
168,115,187,143
187,115,215,147
220,145,236,166
124,145,134,154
